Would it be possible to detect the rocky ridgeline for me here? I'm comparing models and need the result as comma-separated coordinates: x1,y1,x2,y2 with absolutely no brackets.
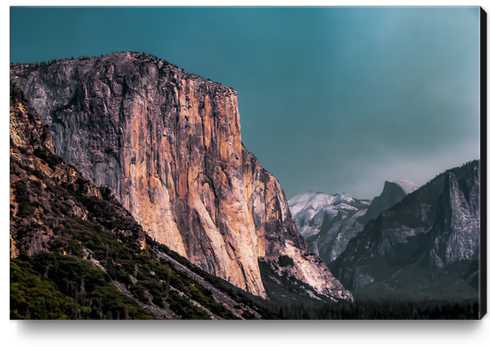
358,180,419,224
289,191,371,264
289,180,417,266
11,52,352,302
329,160,480,299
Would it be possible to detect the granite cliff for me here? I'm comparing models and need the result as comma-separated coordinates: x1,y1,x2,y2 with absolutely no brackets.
9,84,108,257
10,52,351,302
329,160,480,299
9,84,279,319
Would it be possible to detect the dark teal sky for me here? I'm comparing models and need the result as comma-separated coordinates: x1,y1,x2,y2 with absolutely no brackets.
10,7,481,199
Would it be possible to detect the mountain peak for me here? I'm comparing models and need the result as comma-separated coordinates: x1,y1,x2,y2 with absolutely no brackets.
361,179,419,222
387,180,419,195
289,189,371,263
330,160,480,299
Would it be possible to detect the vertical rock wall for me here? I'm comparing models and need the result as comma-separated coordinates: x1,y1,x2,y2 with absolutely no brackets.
10,53,351,301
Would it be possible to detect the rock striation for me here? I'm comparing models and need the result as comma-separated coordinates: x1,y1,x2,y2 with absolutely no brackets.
289,191,371,264
329,160,480,299
9,84,115,257
9,85,274,320
10,52,351,302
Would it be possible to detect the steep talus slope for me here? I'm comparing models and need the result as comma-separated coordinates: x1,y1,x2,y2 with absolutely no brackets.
9,84,276,319
330,160,480,299
289,191,370,264
11,52,351,302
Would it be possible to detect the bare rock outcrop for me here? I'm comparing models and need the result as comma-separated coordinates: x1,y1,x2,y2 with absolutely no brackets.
11,53,351,301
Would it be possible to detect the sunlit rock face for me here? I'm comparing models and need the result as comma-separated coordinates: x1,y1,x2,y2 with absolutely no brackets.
11,52,351,301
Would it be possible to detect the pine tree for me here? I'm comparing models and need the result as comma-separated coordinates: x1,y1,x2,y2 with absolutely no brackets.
165,269,171,297
79,277,85,305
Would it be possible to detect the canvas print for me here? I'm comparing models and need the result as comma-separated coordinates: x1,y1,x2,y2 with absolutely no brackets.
9,6,485,320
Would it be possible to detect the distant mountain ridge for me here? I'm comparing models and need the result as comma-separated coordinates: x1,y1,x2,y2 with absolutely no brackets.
289,191,370,264
329,160,480,300
289,191,369,238
358,180,419,224
289,179,419,265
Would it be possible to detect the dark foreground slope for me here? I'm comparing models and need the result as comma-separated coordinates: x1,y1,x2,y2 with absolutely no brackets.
330,160,481,301
9,84,277,320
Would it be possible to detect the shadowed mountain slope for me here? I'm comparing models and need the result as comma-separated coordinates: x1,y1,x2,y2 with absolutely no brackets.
329,160,480,300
